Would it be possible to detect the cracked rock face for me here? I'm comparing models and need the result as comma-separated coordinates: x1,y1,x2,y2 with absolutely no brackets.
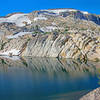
0,32,99,61
0,9,100,61
21,33,100,61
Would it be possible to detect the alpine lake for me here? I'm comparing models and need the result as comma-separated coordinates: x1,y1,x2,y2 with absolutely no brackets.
0,56,100,100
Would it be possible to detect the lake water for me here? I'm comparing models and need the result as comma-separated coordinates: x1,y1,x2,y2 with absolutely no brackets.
0,56,100,100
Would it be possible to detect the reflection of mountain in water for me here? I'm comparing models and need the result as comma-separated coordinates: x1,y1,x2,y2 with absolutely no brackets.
0,56,97,75
0,56,98,84
0,56,99,100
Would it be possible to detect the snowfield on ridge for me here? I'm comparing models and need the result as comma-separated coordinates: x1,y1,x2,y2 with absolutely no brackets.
0,13,32,27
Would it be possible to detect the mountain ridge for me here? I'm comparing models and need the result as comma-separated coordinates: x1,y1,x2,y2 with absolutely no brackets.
0,8,100,61
1,8,99,17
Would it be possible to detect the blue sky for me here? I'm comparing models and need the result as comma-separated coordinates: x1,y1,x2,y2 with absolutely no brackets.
0,0,100,16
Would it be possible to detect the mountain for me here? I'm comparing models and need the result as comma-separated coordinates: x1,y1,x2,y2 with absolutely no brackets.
0,8,100,61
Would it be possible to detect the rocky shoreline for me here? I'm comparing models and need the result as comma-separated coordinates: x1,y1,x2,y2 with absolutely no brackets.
80,88,100,100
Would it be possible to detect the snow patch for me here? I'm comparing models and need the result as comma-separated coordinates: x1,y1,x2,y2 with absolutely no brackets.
0,49,20,56
40,9,89,16
42,9,77,15
6,32,32,39
81,11,89,14
52,22,56,25
41,26,63,32
34,16,48,21
0,14,32,27
0,56,21,61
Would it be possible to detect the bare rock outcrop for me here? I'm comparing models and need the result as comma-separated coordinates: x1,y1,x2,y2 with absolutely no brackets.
0,9,100,61
80,88,100,100
21,33,100,61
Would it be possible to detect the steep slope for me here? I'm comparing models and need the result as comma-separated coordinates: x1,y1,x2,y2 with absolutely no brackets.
0,8,100,61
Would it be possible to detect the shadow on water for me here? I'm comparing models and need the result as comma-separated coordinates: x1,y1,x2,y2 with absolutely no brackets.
0,56,100,100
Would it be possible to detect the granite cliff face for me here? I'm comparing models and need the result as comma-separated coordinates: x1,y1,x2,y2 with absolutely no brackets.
0,8,100,61
21,33,100,61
